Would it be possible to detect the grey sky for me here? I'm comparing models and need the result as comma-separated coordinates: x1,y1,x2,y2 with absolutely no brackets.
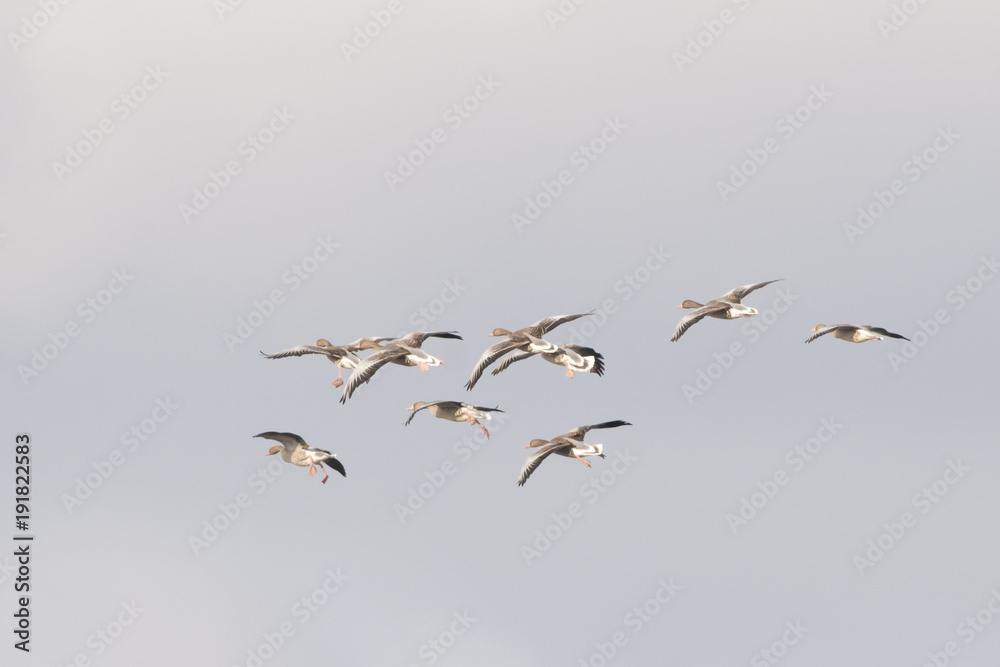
3,1,1000,665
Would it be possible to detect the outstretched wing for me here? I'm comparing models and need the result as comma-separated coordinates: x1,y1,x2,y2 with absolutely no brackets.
260,344,342,360
559,420,631,441
253,431,306,449
345,336,396,349
517,441,569,486
718,279,782,304
528,312,593,335
340,348,405,403
865,326,910,341
404,400,455,426
491,351,538,376
671,303,730,342
397,331,463,346
804,325,841,344
465,339,523,390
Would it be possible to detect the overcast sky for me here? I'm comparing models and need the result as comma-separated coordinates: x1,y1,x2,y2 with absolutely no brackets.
3,1,1000,665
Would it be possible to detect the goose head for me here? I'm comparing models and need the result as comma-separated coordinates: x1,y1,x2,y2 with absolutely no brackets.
265,445,284,456
678,300,703,309
407,401,428,411
525,438,549,449
490,328,513,337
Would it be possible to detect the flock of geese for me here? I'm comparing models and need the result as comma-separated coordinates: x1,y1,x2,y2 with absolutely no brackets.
254,280,910,487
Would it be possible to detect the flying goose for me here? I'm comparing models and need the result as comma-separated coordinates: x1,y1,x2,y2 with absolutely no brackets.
260,337,393,387
805,324,910,344
404,401,504,438
254,431,346,484
517,420,631,486
491,344,605,378
465,312,592,390
671,280,782,342
340,331,462,403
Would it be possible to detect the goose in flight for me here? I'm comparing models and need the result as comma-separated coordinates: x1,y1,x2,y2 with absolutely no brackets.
517,420,631,486
465,312,592,390
260,337,394,387
805,324,910,344
405,401,504,438
255,431,346,484
491,344,605,379
671,280,782,342
340,331,462,403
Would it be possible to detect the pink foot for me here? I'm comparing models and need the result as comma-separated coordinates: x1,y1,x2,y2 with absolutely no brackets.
331,378,344,388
